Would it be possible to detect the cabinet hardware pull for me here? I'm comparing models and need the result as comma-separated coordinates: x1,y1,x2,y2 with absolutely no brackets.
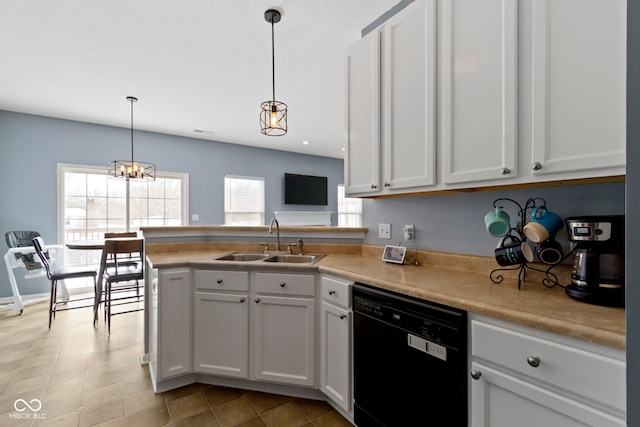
328,290,336,295
255,298,261,303
370,184,377,189
280,282,286,287
340,314,347,320
217,279,223,284
384,182,391,187
532,162,542,171
527,356,541,367
501,167,511,175
470,370,482,380
240,298,245,303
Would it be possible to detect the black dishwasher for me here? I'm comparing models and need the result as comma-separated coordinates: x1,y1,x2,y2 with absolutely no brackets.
353,283,467,427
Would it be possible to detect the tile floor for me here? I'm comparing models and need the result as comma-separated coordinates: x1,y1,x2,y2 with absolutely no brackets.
0,298,353,426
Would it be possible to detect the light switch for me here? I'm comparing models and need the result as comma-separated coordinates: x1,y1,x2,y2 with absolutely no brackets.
191,214,199,221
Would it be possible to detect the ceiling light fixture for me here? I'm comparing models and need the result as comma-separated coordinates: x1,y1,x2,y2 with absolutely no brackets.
108,96,156,181
260,9,287,136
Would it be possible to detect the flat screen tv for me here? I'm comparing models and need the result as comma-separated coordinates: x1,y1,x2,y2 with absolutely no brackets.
284,173,328,206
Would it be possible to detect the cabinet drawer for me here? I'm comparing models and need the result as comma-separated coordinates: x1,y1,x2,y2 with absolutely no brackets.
195,270,249,292
471,319,625,413
255,272,315,296
320,275,352,308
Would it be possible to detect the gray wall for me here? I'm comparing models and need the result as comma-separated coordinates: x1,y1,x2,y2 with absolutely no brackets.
0,110,343,297
362,182,625,259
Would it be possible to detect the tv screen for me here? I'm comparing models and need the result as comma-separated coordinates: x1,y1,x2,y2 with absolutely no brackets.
284,173,328,206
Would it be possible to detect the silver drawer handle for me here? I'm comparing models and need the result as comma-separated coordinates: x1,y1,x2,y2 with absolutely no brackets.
370,184,377,189
239,298,245,303
527,356,541,368
328,290,336,295
280,282,286,287
532,162,542,171
339,314,347,320
470,370,482,380
255,298,261,303
501,167,511,175
217,279,223,284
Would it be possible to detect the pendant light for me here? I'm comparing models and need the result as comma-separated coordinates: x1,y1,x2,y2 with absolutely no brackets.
108,96,156,181
260,9,287,136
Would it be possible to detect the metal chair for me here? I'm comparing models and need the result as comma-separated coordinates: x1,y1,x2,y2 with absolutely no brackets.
32,236,98,328
97,238,144,333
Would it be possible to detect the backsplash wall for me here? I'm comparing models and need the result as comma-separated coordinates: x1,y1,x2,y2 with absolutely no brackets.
362,181,625,258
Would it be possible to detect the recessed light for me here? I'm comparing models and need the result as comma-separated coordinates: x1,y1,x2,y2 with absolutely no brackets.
302,140,310,145
194,129,215,135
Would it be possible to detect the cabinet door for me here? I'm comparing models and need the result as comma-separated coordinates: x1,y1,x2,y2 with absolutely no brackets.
381,0,436,191
253,295,315,387
157,268,191,380
194,291,249,378
530,0,626,176
345,30,381,195
320,301,351,413
470,362,626,427
441,0,518,184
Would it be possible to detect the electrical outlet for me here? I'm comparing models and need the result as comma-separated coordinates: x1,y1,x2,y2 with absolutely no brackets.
379,223,391,239
403,225,415,242
191,214,200,222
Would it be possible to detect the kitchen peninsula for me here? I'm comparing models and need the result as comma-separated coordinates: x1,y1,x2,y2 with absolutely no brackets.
142,225,626,425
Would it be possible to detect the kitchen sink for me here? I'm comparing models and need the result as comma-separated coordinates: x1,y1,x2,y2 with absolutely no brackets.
213,253,270,261
262,254,325,264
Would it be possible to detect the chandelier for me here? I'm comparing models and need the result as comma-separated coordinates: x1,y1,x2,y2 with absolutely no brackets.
260,9,287,136
108,96,156,181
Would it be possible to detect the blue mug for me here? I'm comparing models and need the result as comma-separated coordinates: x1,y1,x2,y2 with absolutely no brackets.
523,207,563,243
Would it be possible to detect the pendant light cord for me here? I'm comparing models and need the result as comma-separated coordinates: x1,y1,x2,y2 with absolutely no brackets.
271,16,276,102
130,98,135,164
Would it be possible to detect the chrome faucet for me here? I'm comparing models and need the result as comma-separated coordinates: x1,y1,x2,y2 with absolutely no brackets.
268,217,281,252
297,238,304,255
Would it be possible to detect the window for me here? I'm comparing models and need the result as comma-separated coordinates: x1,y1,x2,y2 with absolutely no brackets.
337,184,362,227
224,175,265,225
58,163,188,273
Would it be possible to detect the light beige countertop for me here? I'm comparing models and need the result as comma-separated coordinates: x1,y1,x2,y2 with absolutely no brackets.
146,243,625,350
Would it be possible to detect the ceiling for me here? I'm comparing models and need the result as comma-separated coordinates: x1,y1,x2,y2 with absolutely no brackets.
0,0,399,159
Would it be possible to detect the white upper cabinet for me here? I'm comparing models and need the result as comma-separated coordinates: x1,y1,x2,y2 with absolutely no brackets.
345,0,626,196
441,0,518,184
345,0,436,196
345,31,380,195
381,0,437,191
529,0,626,177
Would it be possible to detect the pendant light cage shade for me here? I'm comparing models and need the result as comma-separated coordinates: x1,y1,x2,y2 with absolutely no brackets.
260,9,287,136
260,100,288,136
108,96,156,181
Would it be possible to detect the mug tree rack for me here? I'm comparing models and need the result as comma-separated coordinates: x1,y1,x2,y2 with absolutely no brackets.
489,197,567,289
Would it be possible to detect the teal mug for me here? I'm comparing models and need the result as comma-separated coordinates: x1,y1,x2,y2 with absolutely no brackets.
484,207,511,237
523,207,564,243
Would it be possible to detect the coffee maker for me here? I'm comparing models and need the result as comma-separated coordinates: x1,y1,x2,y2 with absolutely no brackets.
565,215,625,307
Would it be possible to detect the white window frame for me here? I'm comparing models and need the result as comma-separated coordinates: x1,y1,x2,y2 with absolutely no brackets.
224,175,265,226
56,163,189,244
338,184,363,227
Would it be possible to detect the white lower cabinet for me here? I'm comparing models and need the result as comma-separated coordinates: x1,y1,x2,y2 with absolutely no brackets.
253,272,316,387
192,270,316,388
470,315,626,427
193,270,249,378
319,275,353,415
150,268,192,382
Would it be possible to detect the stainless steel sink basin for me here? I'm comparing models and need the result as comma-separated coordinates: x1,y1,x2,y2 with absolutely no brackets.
262,254,325,264
214,253,270,261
